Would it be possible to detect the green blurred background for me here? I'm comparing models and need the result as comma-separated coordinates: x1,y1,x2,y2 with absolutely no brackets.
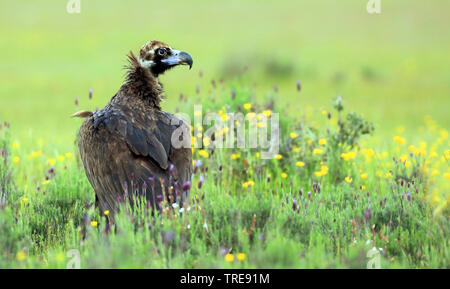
0,0,448,150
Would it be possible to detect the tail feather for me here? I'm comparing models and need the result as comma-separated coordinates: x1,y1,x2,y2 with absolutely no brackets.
72,111,93,118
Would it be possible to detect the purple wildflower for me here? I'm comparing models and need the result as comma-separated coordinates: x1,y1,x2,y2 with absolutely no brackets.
148,176,155,187
183,181,191,192
169,164,174,176
296,80,301,92
198,175,204,189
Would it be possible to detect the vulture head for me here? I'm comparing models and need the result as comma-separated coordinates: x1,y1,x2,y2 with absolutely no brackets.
138,40,193,77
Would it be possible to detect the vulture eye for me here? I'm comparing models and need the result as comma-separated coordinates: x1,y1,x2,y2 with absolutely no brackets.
158,48,167,56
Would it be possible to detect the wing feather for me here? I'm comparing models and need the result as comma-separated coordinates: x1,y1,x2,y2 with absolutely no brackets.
102,112,170,170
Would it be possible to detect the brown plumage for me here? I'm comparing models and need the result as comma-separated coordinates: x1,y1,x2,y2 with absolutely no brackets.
74,40,193,215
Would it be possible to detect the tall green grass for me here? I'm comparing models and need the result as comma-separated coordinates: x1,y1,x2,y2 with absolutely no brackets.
0,82,448,268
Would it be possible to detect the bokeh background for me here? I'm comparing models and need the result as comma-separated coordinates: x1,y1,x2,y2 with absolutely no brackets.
0,0,449,150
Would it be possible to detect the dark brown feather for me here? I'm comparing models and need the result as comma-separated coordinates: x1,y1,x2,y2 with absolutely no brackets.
77,47,192,215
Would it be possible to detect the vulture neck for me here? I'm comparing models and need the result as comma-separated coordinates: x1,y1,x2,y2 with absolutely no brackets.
122,51,163,110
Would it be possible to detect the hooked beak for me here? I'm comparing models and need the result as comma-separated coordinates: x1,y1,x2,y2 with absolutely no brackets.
161,50,193,69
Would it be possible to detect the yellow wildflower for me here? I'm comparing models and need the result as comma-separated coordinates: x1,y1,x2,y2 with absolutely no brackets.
90,221,98,227
290,132,298,139
414,148,426,157
315,165,328,177
345,176,352,183
225,253,234,262
281,173,287,179
13,156,20,163
341,151,356,161
58,156,65,162
400,154,408,162
296,161,305,167
275,154,282,160
313,148,323,155
242,180,255,188
262,110,271,117
361,173,368,179
318,138,327,146
237,253,246,261
243,103,252,110
198,150,209,158
393,136,405,145
443,172,450,180
16,251,27,261
65,153,72,158
293,146,301,153
48,159,56,166
104,210,110,216
366,149,375,158
231,153,240,160
43,180,50,185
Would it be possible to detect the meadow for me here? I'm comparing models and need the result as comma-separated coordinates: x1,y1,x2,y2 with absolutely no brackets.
0,0,449,268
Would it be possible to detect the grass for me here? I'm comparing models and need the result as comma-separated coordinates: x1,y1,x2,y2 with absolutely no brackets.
0,83,449,268
0,0,449,268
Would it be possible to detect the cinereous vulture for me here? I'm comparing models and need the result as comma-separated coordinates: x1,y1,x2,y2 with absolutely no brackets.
73,40,193,215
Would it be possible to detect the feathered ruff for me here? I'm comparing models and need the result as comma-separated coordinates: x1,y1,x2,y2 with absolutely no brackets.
123,51,163,110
